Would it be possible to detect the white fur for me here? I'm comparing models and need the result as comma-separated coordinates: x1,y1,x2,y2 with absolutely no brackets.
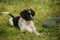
18,17,40,36
30,15,33,18
9,18,13,26
28,10,31,14
2,12,10,14
28,10,33,18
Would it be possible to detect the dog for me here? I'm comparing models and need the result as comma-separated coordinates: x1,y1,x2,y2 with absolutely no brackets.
2,9,40,36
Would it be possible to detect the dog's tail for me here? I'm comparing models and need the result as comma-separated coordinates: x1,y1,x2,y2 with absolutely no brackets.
2,12,14,18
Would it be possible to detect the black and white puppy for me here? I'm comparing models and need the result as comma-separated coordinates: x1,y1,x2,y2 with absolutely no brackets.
2,9,40,36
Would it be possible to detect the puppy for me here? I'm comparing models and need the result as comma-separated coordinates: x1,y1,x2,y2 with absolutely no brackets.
2,9,40,36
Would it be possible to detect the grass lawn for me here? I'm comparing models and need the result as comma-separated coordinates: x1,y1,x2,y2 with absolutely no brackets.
0,0,60,40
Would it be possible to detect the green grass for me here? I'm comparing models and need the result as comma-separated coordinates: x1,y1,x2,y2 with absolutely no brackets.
0,0,60,40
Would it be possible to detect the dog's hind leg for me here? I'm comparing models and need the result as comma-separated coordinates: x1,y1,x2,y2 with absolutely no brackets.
9,18,14,26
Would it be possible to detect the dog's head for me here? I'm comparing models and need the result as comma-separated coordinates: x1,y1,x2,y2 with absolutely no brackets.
20,9,35,21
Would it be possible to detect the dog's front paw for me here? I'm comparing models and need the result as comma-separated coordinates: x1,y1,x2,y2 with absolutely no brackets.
37,33,40,36
35,32,40,36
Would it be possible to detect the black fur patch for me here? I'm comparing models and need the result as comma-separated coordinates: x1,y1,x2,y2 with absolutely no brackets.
13,16,20,27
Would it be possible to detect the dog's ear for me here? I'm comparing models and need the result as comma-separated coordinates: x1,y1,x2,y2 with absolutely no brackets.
29,9,35,17
20,10,26,17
